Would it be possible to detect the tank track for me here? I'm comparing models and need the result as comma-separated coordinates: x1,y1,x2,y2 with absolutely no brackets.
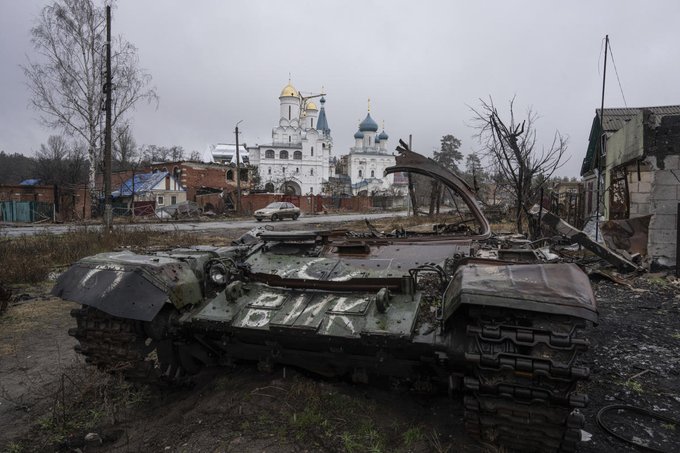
463,307,590,452
68,306,188,385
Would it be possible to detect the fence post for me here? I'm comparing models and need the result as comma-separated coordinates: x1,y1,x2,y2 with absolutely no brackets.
676,202,679,277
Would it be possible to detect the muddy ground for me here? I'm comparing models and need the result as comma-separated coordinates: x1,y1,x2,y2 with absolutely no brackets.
1,222,680,453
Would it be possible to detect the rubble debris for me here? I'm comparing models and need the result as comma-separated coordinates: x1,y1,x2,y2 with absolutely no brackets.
588,269,634,288
600,215,651,257
530,205,640,273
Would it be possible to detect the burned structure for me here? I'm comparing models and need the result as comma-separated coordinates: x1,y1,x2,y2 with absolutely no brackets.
54,142,598,452
581,106,680,268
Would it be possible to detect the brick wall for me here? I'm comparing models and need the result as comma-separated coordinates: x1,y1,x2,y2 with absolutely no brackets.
148,162,244,202
0,184,90,221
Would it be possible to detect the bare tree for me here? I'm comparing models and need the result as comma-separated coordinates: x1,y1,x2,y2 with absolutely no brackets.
34,135,88,186
140,145,185,163
113,122,138,169
23,0,157,195
471,97,568,234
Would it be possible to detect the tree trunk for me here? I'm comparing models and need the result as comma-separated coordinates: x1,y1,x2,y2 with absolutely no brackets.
408,172,418,216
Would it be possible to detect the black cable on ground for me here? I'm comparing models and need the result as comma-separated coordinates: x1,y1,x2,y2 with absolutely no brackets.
596,404,679,453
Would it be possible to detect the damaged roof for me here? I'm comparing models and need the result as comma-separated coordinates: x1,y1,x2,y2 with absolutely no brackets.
113,171,184,198
581,105,680,176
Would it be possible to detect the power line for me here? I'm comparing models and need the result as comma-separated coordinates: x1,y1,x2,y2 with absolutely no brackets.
607,40,628,107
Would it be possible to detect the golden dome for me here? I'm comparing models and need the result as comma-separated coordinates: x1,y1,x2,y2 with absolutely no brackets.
280,83,298,97
306,101,318,110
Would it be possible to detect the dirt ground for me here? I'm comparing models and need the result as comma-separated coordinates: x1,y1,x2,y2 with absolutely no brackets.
1,223,680,453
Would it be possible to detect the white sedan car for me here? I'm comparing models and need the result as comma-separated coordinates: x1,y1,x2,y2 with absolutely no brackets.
254,202,300,221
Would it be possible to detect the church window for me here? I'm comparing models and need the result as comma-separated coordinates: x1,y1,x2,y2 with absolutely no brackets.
371,170,375,177
280,150,289,159
310,168,314,176
288,105,291,120
240,169,249,182
311,147,314,156
289,136,291,143
296,167,299,173
368,137,372,146
310,187,313,193
226,170,234,181
282,167,286,173
265,149,275,159
311,118,314,128
358,170,362,177
293,151,302,160
268,168,271,175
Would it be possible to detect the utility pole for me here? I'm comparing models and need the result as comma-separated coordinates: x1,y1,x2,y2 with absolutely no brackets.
103,5,113,230
234,120,243,213
595,34,608,241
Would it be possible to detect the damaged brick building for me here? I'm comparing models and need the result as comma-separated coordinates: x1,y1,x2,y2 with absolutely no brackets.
581,105,680,268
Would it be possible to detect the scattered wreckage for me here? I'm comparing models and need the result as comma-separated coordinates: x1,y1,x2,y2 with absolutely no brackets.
53,141,599,452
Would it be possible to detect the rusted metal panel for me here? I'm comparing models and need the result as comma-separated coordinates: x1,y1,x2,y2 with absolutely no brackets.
444,263,598,323
384,140,491,240
52,264,169,321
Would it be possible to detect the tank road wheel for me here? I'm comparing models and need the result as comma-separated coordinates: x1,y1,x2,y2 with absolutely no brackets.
463,307,590,452
68,306,204,385
271,213,279,221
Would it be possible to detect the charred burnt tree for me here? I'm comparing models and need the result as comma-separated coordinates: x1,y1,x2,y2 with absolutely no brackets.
472,97,568,235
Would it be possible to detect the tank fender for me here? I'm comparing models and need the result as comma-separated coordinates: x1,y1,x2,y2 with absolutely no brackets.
52,255,203,321
442,263,598,324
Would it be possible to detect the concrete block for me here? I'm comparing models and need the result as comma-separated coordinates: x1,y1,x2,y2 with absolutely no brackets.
652,200,680,215
649,229,678,245
638,181,652,193
631,203,651,215
630,192,649,205
662,155,680,170
653,185,680,200
649,214,677,230
654,170,680,186
648,242,676,259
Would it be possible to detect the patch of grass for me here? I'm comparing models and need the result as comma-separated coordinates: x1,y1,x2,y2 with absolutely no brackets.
0,298,75,357
0,226,202,284
2,441,24,453
28,365,149,451
662,422,676,431
625,379,643,394
403,426,424,447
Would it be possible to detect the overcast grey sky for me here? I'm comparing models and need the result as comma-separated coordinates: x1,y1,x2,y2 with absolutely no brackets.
2,0,680,176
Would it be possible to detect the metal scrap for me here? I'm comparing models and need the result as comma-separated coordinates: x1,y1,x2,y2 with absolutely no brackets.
529,205,640,273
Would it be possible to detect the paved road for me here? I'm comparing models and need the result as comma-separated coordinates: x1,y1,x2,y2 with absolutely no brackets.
0,211,407,237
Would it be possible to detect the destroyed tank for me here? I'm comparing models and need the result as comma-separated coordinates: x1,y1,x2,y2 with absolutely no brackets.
53,142,598,452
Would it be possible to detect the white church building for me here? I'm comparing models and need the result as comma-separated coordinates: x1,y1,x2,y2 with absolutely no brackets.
247,82,332,195
347,108,397,195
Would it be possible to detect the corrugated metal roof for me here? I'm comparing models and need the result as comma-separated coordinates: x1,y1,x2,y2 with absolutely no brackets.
114,171,174,197
596,105,680,133
581,105,680,175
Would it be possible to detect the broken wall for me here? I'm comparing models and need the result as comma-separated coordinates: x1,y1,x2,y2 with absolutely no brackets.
645,114,680,268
